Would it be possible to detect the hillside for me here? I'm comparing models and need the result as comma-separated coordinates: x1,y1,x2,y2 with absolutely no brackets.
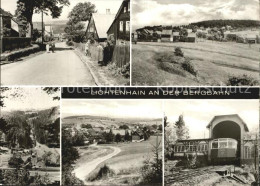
45,20,67,34
189,19,260,28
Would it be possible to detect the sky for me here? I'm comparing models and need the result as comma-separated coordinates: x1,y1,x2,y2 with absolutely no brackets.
2,0,122,22
62,100,163,119
132,0,260,30
1,88,60,112
164,99,259,139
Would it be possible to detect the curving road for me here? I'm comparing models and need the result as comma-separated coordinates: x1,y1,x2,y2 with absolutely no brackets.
73,146,121,184
1,42,96,86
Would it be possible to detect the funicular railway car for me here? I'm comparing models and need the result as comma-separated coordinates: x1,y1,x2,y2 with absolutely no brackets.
210,138,238,165
172,138,238,165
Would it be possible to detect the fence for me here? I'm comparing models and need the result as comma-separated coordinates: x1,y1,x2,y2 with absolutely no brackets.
111,45,130,68
3,37,32,52
74,42,130,68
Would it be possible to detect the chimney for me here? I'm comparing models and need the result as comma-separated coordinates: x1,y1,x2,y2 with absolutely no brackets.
106,9,111,14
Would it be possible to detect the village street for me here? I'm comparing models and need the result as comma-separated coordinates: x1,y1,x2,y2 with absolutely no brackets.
1,42,96,86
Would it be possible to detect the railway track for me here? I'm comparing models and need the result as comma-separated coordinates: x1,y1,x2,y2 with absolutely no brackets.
165,167,215,185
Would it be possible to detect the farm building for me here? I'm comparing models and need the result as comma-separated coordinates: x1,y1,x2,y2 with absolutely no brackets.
161,29,173,42
186,33,196,42
173,32,180,42
132,130,144,142
107,0,130,44
86,10,115,42
172,114,257,166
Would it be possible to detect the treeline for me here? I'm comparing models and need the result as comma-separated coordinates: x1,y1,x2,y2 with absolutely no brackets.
190,19,260,28
32,109,60,148
0,113,33,149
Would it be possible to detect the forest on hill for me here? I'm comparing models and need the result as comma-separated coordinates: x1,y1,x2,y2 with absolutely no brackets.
189,19,260,28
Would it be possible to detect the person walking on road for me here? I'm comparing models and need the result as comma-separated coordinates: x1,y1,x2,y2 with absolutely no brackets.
50,41,55,53
97,42,104,65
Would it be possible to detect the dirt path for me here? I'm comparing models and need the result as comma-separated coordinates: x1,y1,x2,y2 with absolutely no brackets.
73,146,121,184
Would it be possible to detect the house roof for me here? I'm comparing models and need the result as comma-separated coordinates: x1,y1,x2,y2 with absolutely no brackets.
162,29,172,35
206,114,249,132
188,33,196,38
173,32,179,36
0,8,12,17
107,0,129,33
92,13,115,39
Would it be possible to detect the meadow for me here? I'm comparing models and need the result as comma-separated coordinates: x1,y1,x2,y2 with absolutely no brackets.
132,41,260,86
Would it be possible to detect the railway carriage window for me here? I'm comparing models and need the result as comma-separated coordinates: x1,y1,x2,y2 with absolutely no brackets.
219,141,227,148
212,141,218,149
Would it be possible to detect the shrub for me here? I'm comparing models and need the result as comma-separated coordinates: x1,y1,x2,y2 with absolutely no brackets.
227,74,258,86
174,47,184,57
90,165,115,181
121,63,130,78
181,60,197,76
8,155,24,168
66,40,74,46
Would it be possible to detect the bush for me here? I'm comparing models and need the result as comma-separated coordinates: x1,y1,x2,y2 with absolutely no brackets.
181,60,197,76
8,155,24,168
66,40,74,46
227,74,258,86
174,47,184,57
121,63,130,78
90,165,115,181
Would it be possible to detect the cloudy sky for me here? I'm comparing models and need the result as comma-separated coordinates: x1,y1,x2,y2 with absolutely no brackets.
165,99,259,139
62,100,163,119
1,88,60,112
133,0,259,29
2,0,122,22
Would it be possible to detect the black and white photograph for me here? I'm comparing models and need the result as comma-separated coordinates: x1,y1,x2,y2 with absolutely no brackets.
0,87,60,185
61,100,162,185
164,99,259,186
132,0,260,86
1,0,130,86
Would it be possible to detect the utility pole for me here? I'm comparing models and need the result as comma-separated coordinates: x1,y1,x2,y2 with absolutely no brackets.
41,10,44,45
0,0,2,55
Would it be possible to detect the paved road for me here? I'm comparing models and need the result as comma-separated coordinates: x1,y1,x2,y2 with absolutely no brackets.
1,42,96,86
73,146,121,184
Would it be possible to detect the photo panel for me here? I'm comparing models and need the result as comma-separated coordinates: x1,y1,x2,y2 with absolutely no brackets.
0,87,61,185
164,99,259,185
61,99,163,185
131,0,260,86
1,0,130,86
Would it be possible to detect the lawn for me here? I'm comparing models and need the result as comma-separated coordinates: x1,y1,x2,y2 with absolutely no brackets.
132,41,260,86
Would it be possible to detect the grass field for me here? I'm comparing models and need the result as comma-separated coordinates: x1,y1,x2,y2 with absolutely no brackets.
86,136,162,185
132,41,260,86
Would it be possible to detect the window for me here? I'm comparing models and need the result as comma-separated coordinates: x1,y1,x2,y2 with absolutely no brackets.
124,7,127,13
120,21,124,32
126,21,130,32
212,141,218,149
128,2,130,12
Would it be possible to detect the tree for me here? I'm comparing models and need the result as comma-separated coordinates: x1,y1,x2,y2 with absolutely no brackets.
115,133,121,143
65,2,96,42
119,124,129,130
124,130,131,142
179,28,188,41
81,124,92,129
175,115,189,140
103,129,115,143
15,0,70,36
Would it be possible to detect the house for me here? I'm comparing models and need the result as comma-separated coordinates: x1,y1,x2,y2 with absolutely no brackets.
107,0,130,44
132,130,144,142
173,32,180,42
0,8,20,37
86,11,115,42
186,32,196,42
161,29,173,42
